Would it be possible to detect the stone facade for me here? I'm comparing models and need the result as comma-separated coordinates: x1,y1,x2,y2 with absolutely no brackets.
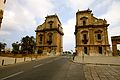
74,9,110,56
35,15,64,55
0,0,6,28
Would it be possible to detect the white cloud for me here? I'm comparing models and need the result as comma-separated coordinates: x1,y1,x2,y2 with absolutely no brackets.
1,0,55,34
63,18,75,51
1,0,36,32
67,0,95,10
100,1,120,25
92,0,112,12
25,0,55,19
100,1,120,30
99,1,120,46
0,0,120,50
0,0,55,48
0,30,10,36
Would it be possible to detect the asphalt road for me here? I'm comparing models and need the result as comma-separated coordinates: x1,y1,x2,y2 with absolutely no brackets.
0,56,85,80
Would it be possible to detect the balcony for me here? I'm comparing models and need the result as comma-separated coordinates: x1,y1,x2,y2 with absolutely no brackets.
82,39,88,44
47,40,52,45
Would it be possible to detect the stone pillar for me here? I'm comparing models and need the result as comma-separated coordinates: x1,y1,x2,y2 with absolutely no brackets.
112,41,117,56
89,28,94,44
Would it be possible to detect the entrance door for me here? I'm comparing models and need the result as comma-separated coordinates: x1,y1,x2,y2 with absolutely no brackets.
84,47,87,54
99,47,102,54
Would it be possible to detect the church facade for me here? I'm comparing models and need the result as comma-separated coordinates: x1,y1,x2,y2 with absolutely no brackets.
35,15,64,55
74,9,110,56
0,0,6,28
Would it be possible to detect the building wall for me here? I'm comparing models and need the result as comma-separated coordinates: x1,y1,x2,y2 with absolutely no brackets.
75,9,110,56
0,0,6,28
36,15,63,55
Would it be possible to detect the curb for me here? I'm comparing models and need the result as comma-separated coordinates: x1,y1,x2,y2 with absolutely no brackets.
73,61,120,66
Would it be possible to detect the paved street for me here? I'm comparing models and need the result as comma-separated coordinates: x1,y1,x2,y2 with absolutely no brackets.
1,56,120,80
84,64,120,80
0,56,85,80
74,56,120,80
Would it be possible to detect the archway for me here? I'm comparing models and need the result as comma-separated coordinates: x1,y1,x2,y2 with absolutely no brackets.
111,36,120,56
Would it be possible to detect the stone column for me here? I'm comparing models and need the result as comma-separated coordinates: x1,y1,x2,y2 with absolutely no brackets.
112,41,117,56
89,28,94,44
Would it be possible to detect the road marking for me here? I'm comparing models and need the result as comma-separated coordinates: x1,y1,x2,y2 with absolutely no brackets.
0,71,24,80
33,58,61,68
33,64,43,68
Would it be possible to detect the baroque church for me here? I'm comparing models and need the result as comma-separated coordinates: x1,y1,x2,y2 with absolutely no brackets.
0,0,6,28
35,15,64,55
36,9,110,56
74,9,110,56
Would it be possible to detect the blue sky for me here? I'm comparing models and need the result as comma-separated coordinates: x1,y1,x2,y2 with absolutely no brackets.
0,0,120,51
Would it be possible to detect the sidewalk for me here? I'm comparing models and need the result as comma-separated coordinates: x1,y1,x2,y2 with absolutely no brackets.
74,56,120,80
74,56,120,66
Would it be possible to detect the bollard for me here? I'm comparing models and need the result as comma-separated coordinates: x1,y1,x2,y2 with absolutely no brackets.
36,55,38,60
24,57,26,62
31,57,32,61
2,59,4,66
15,58,17,64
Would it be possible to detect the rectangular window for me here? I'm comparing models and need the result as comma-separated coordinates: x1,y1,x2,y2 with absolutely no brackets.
82,34,88,44
83,34,87,40
40,36,42,44
49,35,52,41
99,47,102,54
84,47,87,54
97,34,101,40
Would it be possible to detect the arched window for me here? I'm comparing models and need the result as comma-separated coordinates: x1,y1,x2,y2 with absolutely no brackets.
80,16,88,26
49,35,52,41
83,20,86,26
48,21,53,29
82,34,88,44
83,34,87,40
50,23,52,29
47,33,53,45
39,34,43,44
95,30,103,40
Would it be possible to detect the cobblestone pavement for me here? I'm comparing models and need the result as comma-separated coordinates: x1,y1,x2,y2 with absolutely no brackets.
83,64,120,80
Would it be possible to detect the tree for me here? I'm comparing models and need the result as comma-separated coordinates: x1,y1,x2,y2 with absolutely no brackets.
12,41,20,54
21,36,35,54
0,42,6,53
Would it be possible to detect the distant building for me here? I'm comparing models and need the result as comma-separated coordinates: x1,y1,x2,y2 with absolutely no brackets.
74,9,110,56
0,0,6,28
35,15,64,55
